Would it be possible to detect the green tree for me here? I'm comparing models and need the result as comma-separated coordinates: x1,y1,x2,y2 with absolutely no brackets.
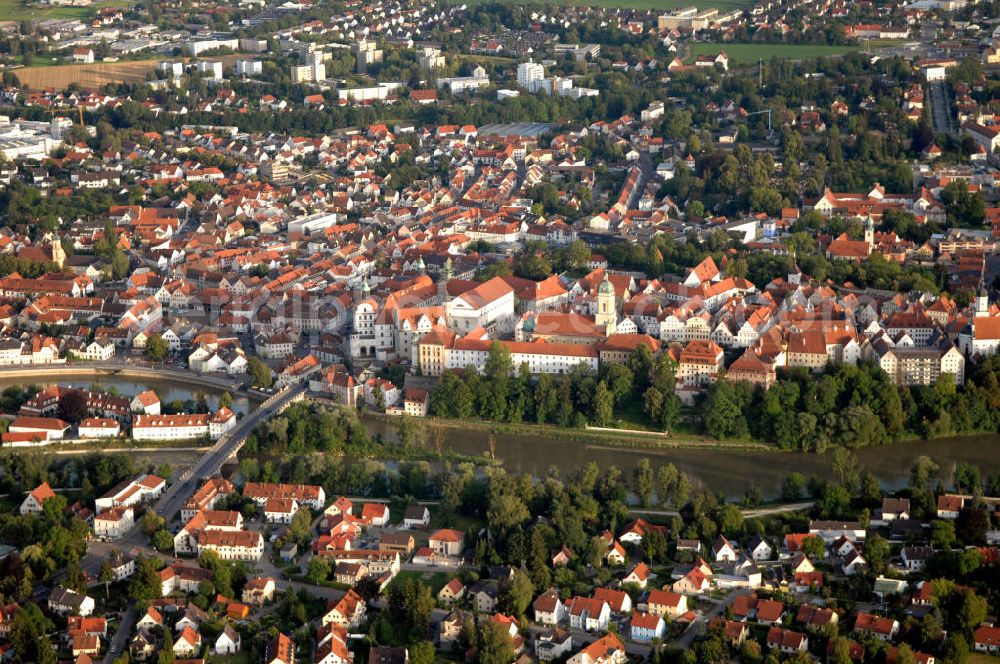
144,334,169,362
643,387,664,424
601,363,634,403
481,342,513,421
151,529,174,552
563,240,591,270
65,555,85,592
307,555,331,584
656,463,679,507
717,504,743,534
99,559,115,597
910,456,940,490
802,536,825,561
248,357,273,389
931,520,956,550
499,569,534,620
219,391,233,410
865,534,890,575
476,620,515,664
591,380,614,426
781,473,806,501
130,555,163,601
893,643,917,664
953,463,981,493
956,507,989,545
387,577,435,639
409,642,436,664
828,637,853,664
487,494,530,533
107,247,128,278
140,510,164,536
629,345,654,388
158,631,174,664
832,447,860,492
703,381,750,439
633,458,654,507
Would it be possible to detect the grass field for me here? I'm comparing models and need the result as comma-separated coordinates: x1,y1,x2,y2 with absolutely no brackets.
208,654,251,664
459,0,753,11
969,656,1000,664
0,0,132,20
392,570,452,594
16,59,158,88
689,42,862,64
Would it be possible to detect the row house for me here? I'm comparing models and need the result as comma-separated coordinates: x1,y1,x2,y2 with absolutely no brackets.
132,408,237,441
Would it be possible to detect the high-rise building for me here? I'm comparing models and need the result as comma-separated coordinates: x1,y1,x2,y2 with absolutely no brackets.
517,59,545,89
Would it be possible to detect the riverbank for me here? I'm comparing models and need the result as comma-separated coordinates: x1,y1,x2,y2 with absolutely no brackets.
367,408,1000,456
0,362,260,399
362,412,1000,500
364,412,774,452
0,438,212,454
0,370,259,417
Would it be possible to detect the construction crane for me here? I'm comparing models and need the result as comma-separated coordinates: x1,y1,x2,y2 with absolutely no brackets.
746,108,773,134
44,105,85,126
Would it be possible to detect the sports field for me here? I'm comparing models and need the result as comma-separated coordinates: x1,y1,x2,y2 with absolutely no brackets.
461,0,754,11
689,42,862,64
0,0,132,21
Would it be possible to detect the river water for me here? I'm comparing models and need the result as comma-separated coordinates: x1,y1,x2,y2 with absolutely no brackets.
365,419,1000,500
0,376,255,415
0,372,994,500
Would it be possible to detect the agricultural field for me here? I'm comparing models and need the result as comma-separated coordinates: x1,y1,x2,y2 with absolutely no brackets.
969,656,1000,664
461,0,754,12
688,41,863,64
0,0,131,20
16,59,157,88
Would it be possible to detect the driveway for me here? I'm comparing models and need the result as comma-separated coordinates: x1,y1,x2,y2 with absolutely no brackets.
102,601,136,664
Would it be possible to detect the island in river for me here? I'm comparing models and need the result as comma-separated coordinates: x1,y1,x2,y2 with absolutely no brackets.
365,417,1000,500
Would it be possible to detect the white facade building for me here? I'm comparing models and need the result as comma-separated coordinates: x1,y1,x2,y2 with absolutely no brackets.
131,408,236,441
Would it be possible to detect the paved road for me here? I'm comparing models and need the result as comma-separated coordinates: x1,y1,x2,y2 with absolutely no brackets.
82,384,307,574
153,383,308,522
526,622,654,657
630,501,814,519
0,359,250,393
673,589,748,650
101,601,136,664
928,81,956,138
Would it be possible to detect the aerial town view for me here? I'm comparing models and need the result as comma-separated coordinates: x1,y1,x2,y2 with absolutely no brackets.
0,0,997,661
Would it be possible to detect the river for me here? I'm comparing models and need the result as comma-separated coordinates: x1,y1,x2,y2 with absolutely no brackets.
0,371,993,501
366,419,1000,500
0,375,256,415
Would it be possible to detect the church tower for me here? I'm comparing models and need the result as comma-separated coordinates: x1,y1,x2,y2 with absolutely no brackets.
438,257,453,304
595,274,617,335
976,283,989,318
864,217,875,248
50,232,66,269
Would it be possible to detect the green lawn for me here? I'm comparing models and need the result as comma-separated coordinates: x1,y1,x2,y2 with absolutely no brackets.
393,570,453,594
611,398,657,432
208,654,251,664
427,509,484,537
688,42,862,64
0,0,134,20
457,0,753,11
26,55,60,67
